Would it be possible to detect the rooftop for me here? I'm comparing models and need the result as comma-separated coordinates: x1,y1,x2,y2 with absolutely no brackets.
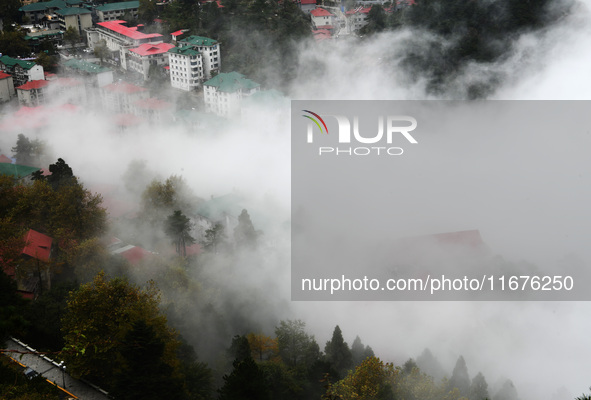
0,163,41,178
179,35,218,47
0,55,37,71
17,80,50,90
19,0,82,12
95,0,139,12
168,46,200,56
56,7,91,15
22,229,53,262
130,42,174,56
103,81,146,94
204,71,259,93
0,72,11,80
97,20,163,41
63,58,112,74
310,8,334,17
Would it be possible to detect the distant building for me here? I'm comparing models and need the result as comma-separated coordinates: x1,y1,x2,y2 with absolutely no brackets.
203,71,260,118
299,0,317,14
19,0,83,24
55,7,92,36
62,59,114,87
94,0,140,22
133,97,173,124
127,42,174,80
345,7,371,33
16,80,50,107
168,35,220,91
0,56,44,87
310,8,335,30
0,72,15,102
47,77,87,104
100,81,148,113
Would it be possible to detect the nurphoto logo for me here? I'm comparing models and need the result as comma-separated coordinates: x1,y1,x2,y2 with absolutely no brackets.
302,110,418,156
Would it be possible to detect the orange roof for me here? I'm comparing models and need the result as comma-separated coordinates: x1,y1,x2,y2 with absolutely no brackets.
17,80,49,90
22,229,52,262
0,72,11,80
97,20,163,41
130,42,174,56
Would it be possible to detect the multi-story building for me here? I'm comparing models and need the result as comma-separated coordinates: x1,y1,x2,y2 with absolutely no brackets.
168,46,203,91
127,42,174,81
133,97,173,124
16,80,50,107
47,77,87,104
345,7,370,33
0,72,15,102
100,81,148,113
86,20,163,70
167,35,220,91
19,0,83,24
203,72,259,118
95,1,140,22
0,56,44,87
62,59,114,88
55,7,92,36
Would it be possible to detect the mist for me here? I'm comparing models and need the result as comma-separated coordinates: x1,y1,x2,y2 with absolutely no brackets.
2,0,591,398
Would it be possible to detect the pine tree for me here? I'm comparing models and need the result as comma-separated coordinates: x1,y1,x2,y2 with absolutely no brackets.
448,355,470,397
325,325,353,377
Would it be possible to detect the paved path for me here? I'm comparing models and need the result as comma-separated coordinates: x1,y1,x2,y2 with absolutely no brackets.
4,338,110,400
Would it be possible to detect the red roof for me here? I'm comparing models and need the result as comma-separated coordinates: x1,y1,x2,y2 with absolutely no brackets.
311,8,333,16
0,154,12,163
0,72,11,80
315,24,334,29
130,42,174,56
164,65,170,70
22,230,52,262
134,97,172,110
103,81,147,94
17,80,49,91
171,30,185,36
301,0,316,4
113,113,142,127
118,246,154,265
52,77,83,87
97,20,163,41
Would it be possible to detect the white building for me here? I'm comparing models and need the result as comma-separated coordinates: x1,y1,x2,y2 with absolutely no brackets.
0,72,15,102
94,1,139,22
62,59,114,88
86,20,163,70
55,7,92,36
100,81,148,113
47,77,87,105
127,42,174,81
345,7,371,33
16,80,49,107
168,46,203,92
310,8,335,30
177,36,220,80
0,56,44,87
203,72,259,118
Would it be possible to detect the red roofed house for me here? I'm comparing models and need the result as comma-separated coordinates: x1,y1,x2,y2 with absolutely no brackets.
111,244,155,266
0,154,13,163
345,6,371,33
0,72,15,102
18,229,54,299
100,81,149,113
127,42,175,81
299,0,317,14
16,79,49,107
311,8,335,30
171,29,188,42
86,20,163,69
47,77,87,105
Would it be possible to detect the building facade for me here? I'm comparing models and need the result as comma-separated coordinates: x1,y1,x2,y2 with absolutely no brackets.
55,7,92,36
0,72,15,102
0,56,44,87
16,80,50,107
203,72,259,118
95,1,139,22
127,42,174,80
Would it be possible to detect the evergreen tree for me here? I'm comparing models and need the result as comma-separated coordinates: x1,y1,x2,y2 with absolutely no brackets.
234,209,257,249
448,355,470,397
470,372,490,400
202,222,226,253
165,210,196,257
351,335,375,367
219,341,270,400
325,325,353,377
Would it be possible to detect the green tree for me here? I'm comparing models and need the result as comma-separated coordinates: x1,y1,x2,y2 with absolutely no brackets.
576,388,591,400
138,0,158,24
93,39,109,64
493,379,519,400
219,340,270,400
61,272,180,388
327,356,397,400
361,4,387,35
324,325,352,378
11,134,45,166
0,30,31,57
0,270,27,343
0,0,23,25
470,372,490,400
351,335,374,367
202,222,226,253
63,26,80,48
275,319,320,368
165,210,196,257
234,209,258,249
448,356,470,397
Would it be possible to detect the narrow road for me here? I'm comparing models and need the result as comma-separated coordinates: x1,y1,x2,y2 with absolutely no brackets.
4,338,110,400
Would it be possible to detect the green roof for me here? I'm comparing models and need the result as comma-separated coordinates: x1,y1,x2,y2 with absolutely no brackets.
63,59,111,74
0,55,37,70
0,163,40,179
56,7,91,15
179,35,218,47
95,1,139,12
20,0,82,12
168,46,200,56
203,72,259,93
25,31,63,40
